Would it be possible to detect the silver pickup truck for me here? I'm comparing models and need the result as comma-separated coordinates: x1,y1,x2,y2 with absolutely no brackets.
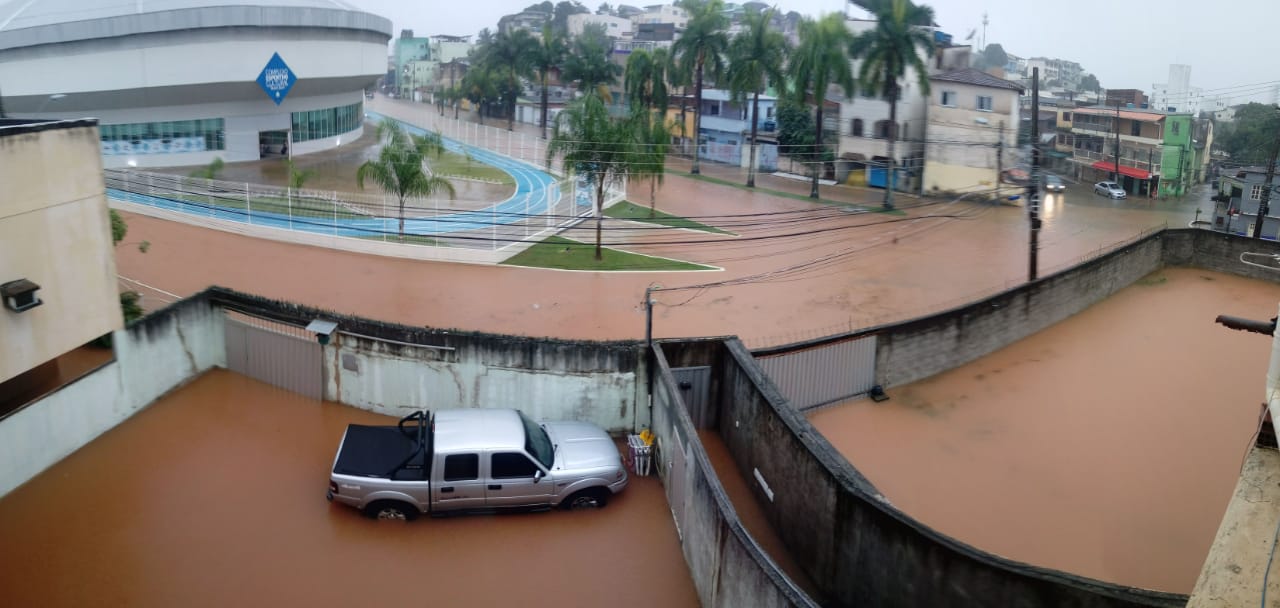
326,409,628,520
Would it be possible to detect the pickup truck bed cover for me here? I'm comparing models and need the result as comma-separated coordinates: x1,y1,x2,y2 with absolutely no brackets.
333,424,426,478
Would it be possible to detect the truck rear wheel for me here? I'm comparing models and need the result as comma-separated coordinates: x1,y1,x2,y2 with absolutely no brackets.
365,500,418,521
562,488,608,510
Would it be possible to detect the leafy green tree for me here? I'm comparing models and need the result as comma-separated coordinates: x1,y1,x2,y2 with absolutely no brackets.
533,25,569,138
478,29,538,131
791,14,855,199
673,0,729,176
462,66,500,125
546,92,643,259
356,119,456,241
284,158,316,189
553,1,590,34
561,24,622,100
849,0,936,209
980,43,1007,71
1217,103,1280,161
625,48,673,216
1080,73,1101,93
108,209,148,328
727,7,789,187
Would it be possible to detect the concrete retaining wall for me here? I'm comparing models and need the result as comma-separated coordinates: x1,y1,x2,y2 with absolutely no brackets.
670,338,1185,607
1163,229,1280,281
0,295,225,498
650,342,819,608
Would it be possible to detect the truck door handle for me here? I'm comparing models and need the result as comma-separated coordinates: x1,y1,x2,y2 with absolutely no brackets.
440,487,454,493
488,484,502,490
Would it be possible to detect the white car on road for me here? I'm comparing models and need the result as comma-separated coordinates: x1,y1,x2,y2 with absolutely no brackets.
1093,181,1126,199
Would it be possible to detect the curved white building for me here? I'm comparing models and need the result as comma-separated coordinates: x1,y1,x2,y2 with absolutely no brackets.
0,0,391,167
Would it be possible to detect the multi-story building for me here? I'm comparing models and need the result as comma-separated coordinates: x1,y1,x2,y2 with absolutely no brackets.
1026,57,1083,89
1151,64,1202,114
671,88,779,169
921,68,1022,195
394,30,432,99
0,118,122,411
1003,53,1027,79
1068,106,1195,197
632,4,688,31
568,13,634,38
1104,89,1147,109
498,10,551,34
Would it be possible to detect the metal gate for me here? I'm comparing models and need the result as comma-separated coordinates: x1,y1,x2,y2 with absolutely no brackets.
224,312,323,399
753,335,877,411
672,366,713,428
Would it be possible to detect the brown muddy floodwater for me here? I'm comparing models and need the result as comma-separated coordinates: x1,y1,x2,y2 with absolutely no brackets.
811,267,1280,593
0,369,697,608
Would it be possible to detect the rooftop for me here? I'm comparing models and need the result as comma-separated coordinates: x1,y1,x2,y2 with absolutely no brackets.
433,408,527,453
929,68,1024,92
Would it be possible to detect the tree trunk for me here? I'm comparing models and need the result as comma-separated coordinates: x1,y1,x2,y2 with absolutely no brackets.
508,75,517,132
594,177,605,261
884,87,898,210
398,196,406,242
692,57,704,175
748,91,760,188
478,101,485,126
679,86,688,156
541,72,550,139
650,179,657,217
811,103,823,199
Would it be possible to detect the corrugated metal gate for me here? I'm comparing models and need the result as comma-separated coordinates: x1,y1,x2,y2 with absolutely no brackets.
224,312,323,400
753,335,877,411
672,366,713,428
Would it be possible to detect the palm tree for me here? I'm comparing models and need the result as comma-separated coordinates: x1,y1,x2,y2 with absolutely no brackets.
462,66,500,126
849,0,936,210
673,0,729,176
625,49,673,217
561,24,622,101
547,92,642,260
356,119,456,241
791,14,855,199
533,25,569,139
727,8,789,188
283,158,316,189
482,29,538,131
633,110,671,217
624,48,669,114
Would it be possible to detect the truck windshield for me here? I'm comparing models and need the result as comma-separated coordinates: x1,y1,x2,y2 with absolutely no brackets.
519,412,554,469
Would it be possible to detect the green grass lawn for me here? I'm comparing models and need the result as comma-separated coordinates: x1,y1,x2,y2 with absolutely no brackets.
502,236,714,271
671,169,907,215
430,150,515,185
604,200,734,235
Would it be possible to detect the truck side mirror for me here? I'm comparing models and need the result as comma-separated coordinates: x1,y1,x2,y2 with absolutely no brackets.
533,470,543,483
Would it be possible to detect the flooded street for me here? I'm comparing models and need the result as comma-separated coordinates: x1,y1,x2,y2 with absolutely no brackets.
810,268,1280,593
0,370,697,607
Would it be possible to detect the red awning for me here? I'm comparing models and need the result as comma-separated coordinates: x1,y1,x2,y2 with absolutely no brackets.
1091,160,1151,180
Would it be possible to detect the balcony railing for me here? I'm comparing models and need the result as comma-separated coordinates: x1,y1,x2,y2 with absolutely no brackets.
1072,148,1160,174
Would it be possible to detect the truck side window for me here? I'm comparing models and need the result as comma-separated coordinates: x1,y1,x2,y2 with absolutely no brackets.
490,453,539,479
443,454,479,481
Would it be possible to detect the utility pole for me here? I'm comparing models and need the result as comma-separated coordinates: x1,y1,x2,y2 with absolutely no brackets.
1251,109,1280,239
1113,102,1121,185
1148,148,1155,197
1028,68,1041,282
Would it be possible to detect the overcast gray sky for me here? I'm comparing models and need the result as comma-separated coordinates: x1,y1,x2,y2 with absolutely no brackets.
347,0,1279,104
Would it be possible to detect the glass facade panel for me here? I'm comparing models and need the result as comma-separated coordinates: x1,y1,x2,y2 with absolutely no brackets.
99,117,225,155
290,101,363,142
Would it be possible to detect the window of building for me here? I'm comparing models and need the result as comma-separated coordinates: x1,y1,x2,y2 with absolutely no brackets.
706,102,720,116
99,117,226,155
1131,121,1142,136
851,118,864,137
941,91,957,107
490,453,540,478
291,101,364,142
443,454,479,481
976,96,993,111
1253,184,1264,200
1062,112,1072,122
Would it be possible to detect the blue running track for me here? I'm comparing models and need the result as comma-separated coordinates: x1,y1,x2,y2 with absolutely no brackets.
106,111,568,239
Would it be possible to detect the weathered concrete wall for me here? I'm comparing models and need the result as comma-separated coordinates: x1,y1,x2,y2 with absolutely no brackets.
1164,228,1280,282
207,288,646,433
698,338,1186,607
650,344,819,608
326,332,642,433
0,295,224,498
874,231,1165,388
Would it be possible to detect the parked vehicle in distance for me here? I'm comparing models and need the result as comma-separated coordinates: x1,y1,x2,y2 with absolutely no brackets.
1093,181,1126,199
1044,174,1066,192
327,409,628,521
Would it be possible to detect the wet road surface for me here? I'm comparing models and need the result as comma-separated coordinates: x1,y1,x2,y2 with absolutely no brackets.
0,370,698,608
810,268,1280,593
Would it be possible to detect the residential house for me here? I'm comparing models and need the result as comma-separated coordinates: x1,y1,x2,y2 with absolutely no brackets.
498,9,550,34
1068,106,1195,197
393,29,431,99
1192,118,1215,184
0,118,122,413
837,19,968,192
1105,89,1147,109
632,4,688,31
568,13,634,38
672,88,779,170
1212,166,1279,237
921,68,1022,195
